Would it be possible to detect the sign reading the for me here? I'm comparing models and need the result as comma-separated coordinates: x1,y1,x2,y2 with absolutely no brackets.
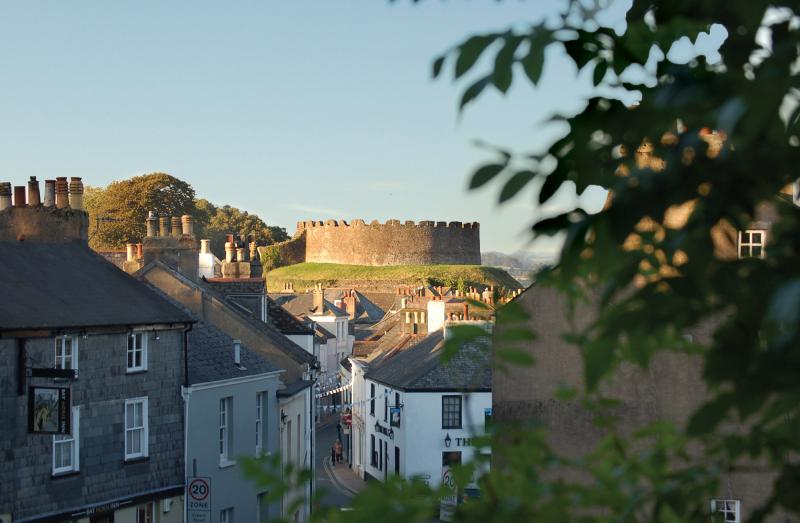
187,477,211,523
28,386,70,434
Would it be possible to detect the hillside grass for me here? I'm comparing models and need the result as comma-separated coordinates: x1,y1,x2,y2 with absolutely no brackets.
265,262,521,292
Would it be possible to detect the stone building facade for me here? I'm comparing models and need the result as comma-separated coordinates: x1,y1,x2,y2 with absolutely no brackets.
261,219,481,267
0,183,194,523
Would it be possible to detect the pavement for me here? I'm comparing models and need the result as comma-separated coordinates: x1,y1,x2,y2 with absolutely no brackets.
315,415,365,510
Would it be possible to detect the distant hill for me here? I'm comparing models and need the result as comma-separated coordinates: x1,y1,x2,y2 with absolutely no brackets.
265,262,521,293
481,251,553,286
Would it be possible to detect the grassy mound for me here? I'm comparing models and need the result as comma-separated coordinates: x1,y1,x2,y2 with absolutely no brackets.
265,262,521,293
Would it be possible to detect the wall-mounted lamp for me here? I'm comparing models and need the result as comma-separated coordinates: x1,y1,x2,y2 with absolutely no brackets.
281,409,287,425
444,433,452,448
80,329,88,339
152,329,160,341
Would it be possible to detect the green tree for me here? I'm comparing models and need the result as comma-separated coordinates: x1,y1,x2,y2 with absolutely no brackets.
244,1,799,522
197,201,289,257
86,172,197,249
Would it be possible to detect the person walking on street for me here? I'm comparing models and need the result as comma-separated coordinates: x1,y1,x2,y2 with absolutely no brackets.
334,439,343,464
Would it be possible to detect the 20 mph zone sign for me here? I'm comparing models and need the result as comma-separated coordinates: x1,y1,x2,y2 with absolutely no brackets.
187,477,211,523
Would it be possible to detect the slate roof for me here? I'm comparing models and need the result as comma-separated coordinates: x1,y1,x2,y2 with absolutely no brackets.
188,321,281,385
136,261,316,368
267,297,314,335
269,293,348,318
364,331,491,392
0,241,194,330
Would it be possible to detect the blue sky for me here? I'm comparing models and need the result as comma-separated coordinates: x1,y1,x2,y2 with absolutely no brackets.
0,1,721,255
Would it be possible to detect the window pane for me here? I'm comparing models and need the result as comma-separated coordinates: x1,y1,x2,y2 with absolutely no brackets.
753,246,762,257
751,232,761,243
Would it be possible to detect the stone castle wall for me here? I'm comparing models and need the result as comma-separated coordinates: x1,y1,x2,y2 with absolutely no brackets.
298,219,481,266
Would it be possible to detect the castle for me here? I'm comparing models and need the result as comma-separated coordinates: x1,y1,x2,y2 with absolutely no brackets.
262,219,481,266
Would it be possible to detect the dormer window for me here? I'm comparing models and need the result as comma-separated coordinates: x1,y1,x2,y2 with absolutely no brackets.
738,230,766,259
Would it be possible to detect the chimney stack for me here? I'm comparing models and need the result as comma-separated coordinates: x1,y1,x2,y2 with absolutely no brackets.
43,180,55,207
0,183,11,211
68,177,84,210
55,177,68,208
234,339,242,366
313,283,324,313
27,177,41,206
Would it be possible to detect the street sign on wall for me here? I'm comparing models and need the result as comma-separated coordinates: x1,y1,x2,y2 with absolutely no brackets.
28,386,71,434
187,477,211,523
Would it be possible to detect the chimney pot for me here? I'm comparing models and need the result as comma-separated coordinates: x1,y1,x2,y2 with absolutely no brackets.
181,215,193,236
126,243,136,262
171,217,182,238
13,186,26,207
159,217,169,237
43,180,55,207
200,239,211,254
0,182,11,211
68,177,84,211
27,177,41,206
235,247,245,262
224,241,234,263
136,243,144,259
55,177,69,208
146,213,158,237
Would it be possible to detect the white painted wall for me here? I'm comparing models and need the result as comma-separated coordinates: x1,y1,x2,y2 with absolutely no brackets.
279,386,313,522
427,300,446,333
362,378,491,487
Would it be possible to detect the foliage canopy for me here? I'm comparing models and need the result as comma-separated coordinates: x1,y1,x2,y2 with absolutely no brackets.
247,1,800,522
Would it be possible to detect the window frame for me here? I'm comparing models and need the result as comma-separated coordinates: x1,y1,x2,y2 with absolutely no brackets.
737,229,767,259
127,331,148,373
710,499,740,523
136,502,154,523
220,507,233,523
52,406,80,475
441,395,462,429
54,335,78,372
256,392,266,455
124,397,149,460
219,396,233,464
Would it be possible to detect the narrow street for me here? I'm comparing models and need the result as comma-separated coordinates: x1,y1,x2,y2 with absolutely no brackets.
315,417,354,510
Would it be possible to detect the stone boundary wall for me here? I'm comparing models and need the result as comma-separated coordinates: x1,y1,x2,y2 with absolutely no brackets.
258,229,307,269
297,219,481,266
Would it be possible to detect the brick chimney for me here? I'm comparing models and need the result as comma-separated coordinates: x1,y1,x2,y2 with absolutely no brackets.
342,290,357,320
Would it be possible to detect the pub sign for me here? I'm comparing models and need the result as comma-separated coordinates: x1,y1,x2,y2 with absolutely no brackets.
28,386,71,434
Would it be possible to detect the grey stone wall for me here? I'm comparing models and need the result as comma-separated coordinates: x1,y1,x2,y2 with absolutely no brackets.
0,329,185,520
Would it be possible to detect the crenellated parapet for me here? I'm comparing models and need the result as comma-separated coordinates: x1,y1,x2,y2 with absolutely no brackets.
296,219,480,230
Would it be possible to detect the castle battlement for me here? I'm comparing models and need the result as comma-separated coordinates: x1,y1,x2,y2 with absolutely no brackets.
296,219,480,230
265,217,481,267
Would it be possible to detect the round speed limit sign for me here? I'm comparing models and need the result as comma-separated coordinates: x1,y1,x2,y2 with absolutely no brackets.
189,478,210,501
